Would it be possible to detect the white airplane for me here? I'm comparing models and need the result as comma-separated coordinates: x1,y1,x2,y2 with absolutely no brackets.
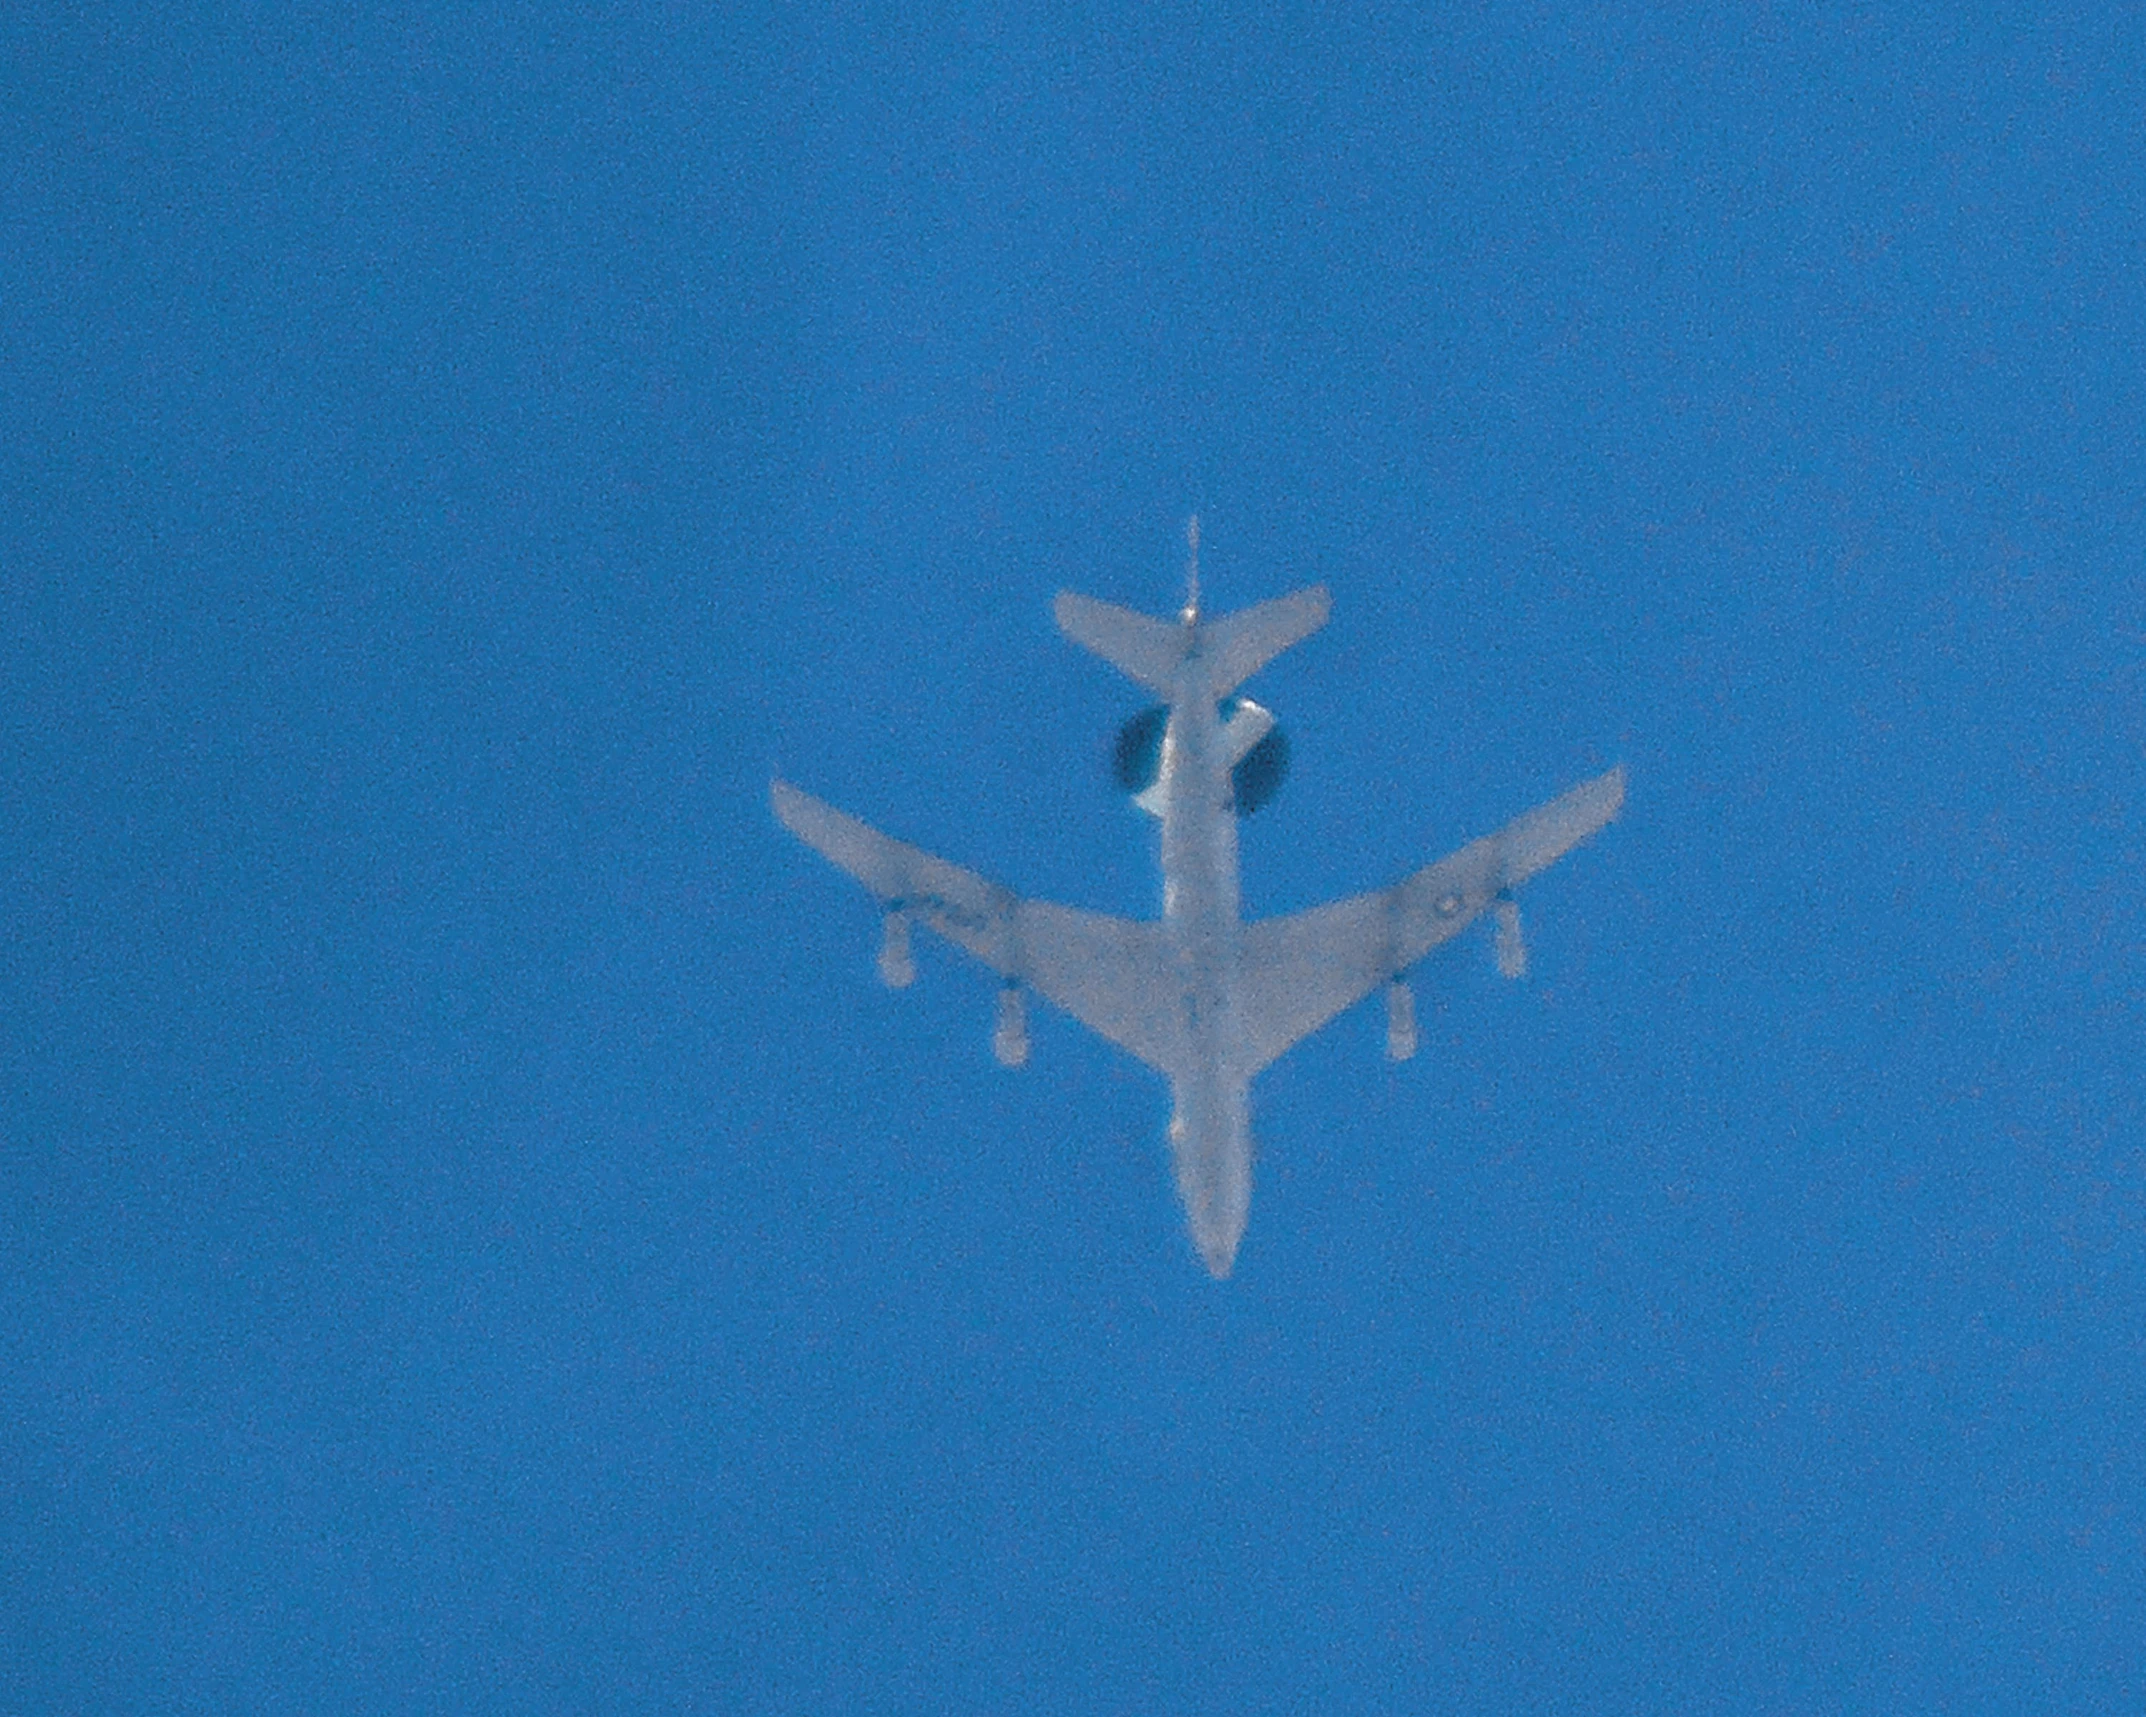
772,522,1624,1277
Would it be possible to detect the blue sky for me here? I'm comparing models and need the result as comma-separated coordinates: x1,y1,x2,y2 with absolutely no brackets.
6,5,2145,1711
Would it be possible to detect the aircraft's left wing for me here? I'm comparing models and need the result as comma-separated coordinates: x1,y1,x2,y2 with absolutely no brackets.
771,780,1188,1076
1233,767,1624,1075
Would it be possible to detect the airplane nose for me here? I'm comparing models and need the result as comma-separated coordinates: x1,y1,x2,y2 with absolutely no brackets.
1194,1214,1241,1277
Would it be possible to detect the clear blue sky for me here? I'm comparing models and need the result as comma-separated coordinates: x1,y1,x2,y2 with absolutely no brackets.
6,6,2144,1711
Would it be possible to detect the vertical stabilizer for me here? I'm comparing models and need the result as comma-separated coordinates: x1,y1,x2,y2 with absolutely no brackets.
1183,515,1201,625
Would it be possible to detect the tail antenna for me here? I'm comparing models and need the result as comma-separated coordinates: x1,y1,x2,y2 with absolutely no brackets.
1182,514,1201,624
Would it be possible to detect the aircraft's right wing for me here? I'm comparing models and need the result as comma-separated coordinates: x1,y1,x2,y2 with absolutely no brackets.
771,780,1188,1076
1234,767,1625,1075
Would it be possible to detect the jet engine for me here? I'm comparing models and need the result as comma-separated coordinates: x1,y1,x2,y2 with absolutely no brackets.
878,908,915,988
1385,978,1417,1061
1493,898,1526,980
993,985,1029,1068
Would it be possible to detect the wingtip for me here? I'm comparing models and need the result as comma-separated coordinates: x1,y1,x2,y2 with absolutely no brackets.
1051,589,1099,638
769,777,806,831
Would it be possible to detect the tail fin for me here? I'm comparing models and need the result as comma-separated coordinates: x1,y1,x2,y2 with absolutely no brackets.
1054,582,1331,698
1055,517,1331,696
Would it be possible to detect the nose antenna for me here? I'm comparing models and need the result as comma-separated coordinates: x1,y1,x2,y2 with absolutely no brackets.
1181,514,1201,625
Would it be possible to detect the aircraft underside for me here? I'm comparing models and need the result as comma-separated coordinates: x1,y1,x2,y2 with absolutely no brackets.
772,526,1623,1275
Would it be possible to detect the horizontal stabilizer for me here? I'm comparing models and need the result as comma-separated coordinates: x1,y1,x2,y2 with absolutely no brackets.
1056,585,1330,698
1053,593,1186,695
1202,586,1330,696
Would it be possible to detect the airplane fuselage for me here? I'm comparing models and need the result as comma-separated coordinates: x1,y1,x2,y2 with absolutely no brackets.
1156,632,1255,1276
770,541,1624,1281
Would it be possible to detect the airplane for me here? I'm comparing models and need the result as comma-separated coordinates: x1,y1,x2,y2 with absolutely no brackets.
771,520,1624,1277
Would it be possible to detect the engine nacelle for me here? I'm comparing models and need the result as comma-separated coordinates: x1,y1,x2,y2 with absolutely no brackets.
1385,978,1417,1062
878,909,915,989
1494,898,1526,980
993,985,1029,1068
